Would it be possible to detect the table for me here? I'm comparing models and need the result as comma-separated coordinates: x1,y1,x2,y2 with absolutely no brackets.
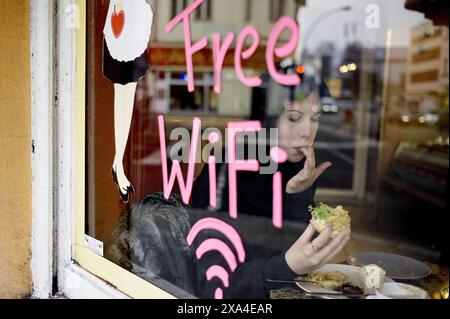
270,262,449,299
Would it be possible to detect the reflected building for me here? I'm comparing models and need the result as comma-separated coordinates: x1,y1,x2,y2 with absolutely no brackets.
146,0,300,121
405,21,449,124
384,47,408,122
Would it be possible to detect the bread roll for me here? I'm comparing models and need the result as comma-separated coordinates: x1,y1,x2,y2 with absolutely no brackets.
309,203,351,238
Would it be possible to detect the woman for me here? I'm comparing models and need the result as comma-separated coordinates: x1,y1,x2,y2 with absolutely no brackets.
103,0,153,203
192,66,351,298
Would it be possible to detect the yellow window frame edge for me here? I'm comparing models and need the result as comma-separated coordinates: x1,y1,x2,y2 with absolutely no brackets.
74,0,176,299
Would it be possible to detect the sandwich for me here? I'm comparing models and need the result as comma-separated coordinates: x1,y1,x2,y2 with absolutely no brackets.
308,203,351,238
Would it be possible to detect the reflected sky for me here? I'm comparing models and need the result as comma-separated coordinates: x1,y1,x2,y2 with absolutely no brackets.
296,0,427,53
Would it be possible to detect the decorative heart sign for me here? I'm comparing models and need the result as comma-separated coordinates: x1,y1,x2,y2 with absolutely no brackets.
111,9,125,38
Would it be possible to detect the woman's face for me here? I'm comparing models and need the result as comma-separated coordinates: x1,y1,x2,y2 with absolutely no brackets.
277,91,321,163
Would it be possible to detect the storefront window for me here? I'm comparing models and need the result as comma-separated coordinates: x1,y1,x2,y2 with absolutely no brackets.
82,0,448,299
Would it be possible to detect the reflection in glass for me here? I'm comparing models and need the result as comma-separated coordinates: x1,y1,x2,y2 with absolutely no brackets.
86,0,449,299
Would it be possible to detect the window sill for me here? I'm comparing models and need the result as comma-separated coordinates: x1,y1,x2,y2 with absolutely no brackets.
60,263,130,299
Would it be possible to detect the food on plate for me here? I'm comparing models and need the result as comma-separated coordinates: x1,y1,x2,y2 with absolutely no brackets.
308,203,351,238
359,264,386,289
306,271,347,289
335,282,365,296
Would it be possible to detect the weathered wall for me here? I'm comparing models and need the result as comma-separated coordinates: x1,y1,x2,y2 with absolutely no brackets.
0,0,32,298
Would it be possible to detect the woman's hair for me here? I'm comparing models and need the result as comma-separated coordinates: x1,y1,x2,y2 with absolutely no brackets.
263,62,332,128
279,62,332,107
107,192,197,295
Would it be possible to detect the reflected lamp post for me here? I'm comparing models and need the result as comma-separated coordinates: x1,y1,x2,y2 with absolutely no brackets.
299,5,352,64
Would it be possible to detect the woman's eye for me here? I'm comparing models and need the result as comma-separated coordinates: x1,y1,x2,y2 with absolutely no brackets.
288,116,302,123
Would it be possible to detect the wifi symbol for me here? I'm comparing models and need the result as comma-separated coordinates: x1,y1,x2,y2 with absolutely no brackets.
187,218,246,299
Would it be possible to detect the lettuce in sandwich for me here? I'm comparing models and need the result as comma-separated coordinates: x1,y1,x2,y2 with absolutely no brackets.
309,203,351,238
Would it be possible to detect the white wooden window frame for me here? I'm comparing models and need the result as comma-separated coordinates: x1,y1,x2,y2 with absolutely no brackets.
30,0,179,299
30,0,129,299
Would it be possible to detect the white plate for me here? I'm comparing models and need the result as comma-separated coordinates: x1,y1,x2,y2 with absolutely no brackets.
296,264,395,299
373,283,430,299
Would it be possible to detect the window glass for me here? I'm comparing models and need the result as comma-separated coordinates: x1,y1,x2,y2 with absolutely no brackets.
86,0,449,299
195,0,212,21
270,0,286,23
172,0,188,19
245,0,252,22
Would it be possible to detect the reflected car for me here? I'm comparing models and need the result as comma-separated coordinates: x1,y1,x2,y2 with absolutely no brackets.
321,97,339,114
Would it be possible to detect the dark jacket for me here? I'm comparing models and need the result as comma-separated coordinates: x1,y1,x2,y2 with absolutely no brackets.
191,158,316,298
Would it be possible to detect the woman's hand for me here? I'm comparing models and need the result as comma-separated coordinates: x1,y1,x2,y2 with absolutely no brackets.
285,223,351,275
286,147,332,194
